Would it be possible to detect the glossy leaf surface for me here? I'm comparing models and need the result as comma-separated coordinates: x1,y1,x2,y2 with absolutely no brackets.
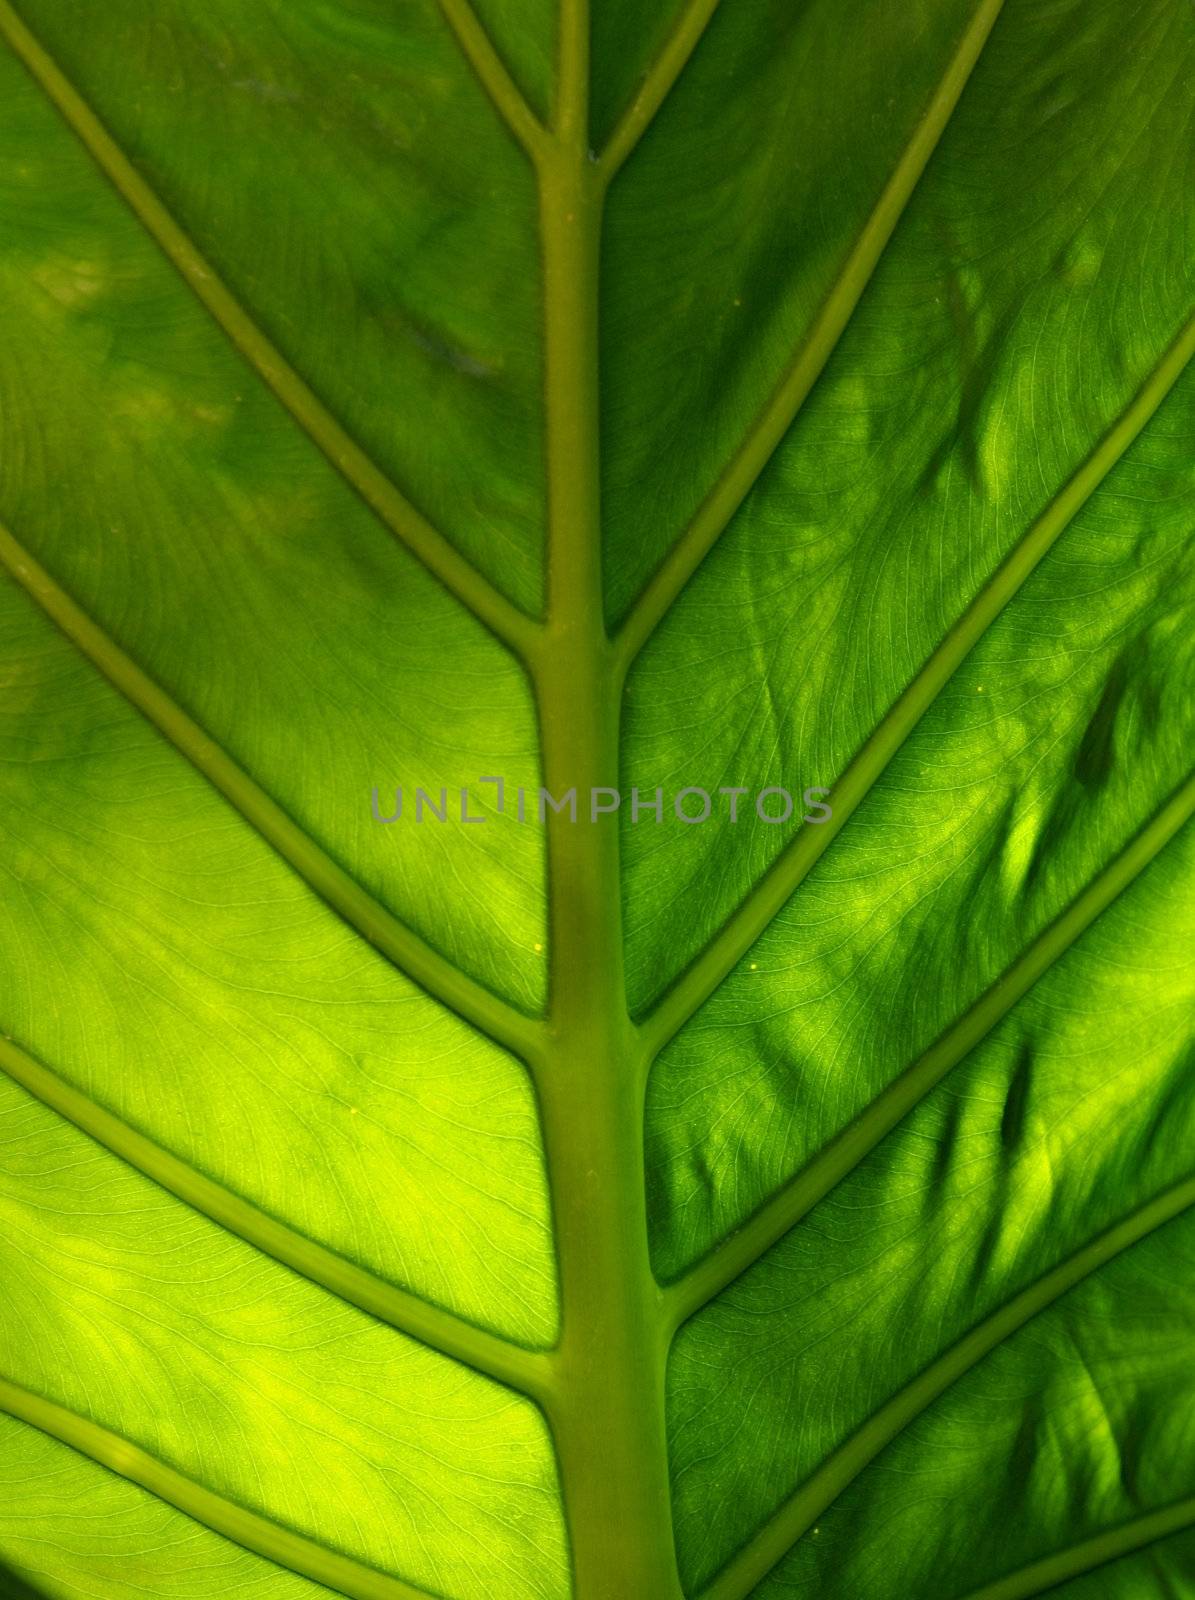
0,1,1192,1599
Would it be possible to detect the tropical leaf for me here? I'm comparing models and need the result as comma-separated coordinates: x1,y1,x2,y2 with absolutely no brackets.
0,1,1192,1599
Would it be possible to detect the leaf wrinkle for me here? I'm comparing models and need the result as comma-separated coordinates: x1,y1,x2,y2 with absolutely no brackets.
697,1174,1195,1600
614,0,1007,662
640,310,1195,1058
666,771,1195,1323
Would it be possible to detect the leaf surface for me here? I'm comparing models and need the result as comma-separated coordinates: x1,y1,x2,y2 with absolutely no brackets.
0,2,1192,1599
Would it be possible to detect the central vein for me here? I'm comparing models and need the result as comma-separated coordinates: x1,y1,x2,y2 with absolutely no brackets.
533,7,682,1593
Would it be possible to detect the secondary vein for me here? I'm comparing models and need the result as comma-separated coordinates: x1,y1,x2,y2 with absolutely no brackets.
0,0,540,665
639,308,1195,1059
952,1494,1195,1600
0,526,545,1068
0,1375,438,1600
697,1175,1195,1600
613,0,1005,667
434,0,549,163
0,1034,553,1404
596,0,723,182
666,772,1195,1326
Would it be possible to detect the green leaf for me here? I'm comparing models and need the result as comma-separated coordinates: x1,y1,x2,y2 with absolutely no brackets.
0,1,1192,1599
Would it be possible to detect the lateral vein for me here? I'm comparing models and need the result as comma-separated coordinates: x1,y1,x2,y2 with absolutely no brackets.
0,1375,438,1600
614,0,1005,667
434,0,549,163
0,1034,553,1403
697,1176,1195,1600
0,0,540,664
953,1494,1195,1600
640,309,1195,1058
0,525,545,1068
596,0,723,182
667,773,1195,1325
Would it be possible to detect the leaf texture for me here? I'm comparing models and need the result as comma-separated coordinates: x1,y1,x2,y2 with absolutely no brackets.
0,1,1192,1599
